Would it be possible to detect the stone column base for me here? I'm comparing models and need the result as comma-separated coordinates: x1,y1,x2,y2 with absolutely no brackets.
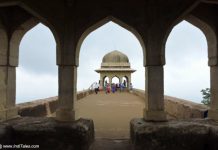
0,107,19,121
143,109,167,121
208,109,218,121
1,117,95,149
56,108,75,121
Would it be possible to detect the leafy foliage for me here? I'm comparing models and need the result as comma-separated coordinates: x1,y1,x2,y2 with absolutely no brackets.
201,88,210,105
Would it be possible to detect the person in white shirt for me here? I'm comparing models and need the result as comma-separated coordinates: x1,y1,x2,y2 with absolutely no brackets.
94,82,99,94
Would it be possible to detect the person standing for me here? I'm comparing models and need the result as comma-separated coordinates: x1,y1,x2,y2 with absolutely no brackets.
119,82,122,92
129,83,133,92
94,82,99,94
112,83,116,93
106,83,110,94
123,80,126,87
120,83,124,92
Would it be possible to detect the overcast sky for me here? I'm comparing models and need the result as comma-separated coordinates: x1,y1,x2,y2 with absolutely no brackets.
16,20,209,104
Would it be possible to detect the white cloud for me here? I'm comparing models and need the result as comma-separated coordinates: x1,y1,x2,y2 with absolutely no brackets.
16,67,58,104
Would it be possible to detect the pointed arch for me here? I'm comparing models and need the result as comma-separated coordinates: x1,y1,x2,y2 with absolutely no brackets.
185,15,217,66
164,15,217,66
75,16,146,66
111,75,120,84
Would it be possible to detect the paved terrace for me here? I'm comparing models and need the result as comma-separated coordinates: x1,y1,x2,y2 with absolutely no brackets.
75,91,144,139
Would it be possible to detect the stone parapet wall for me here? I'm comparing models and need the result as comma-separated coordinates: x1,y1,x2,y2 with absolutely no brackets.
17,88,208,119
131,89,208,119
17,90,94,117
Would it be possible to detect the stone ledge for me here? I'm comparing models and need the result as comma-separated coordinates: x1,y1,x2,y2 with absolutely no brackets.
130,118,218,150
0,107,19,121
0,117,94,150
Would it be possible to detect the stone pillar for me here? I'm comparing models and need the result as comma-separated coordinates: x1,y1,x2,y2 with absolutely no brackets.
208,66,218,120
128,74,131,89
144,66,167,121
56,65,77,121
0,66,18,121
109,76,112,85
100,74,104,88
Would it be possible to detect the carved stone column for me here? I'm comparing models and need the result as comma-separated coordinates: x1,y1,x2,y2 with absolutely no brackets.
56,66,77,121
144,66,167,121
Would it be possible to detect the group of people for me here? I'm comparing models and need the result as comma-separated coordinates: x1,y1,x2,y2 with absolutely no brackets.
105,82,124,94
104,81,133,94
93,81,133,94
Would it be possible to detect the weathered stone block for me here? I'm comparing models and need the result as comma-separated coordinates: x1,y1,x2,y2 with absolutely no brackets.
49,100,58,113
130,118,218,150
208,110,218,121
1,117,94,150
18,104,47,117
0,107,19,121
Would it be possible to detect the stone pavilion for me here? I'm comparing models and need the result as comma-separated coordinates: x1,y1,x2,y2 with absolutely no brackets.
95,50,136,88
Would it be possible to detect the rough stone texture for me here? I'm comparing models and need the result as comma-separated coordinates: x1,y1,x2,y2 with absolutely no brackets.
89,139,133,150
18,103,47,117
17,90,94,117
130,118,218,150
165,96,208,119
132,89,208,119
0,117,94,150
48,99,59,113
17,97,58,117
209,66,218,120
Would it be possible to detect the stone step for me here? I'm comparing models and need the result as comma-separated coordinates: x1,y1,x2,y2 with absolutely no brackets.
89,138,133,150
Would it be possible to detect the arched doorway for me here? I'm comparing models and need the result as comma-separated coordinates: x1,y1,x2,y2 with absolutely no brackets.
165,20,209,103
76,18,144,138
112,76,120,84
17,23,57,103
103,76,109,86
122,76,128,88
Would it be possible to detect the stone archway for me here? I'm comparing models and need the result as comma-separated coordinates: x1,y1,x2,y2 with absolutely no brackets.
112,76,120,84
164,14,218,120
122,76,129,88
185,15,218,120
0,5,61,121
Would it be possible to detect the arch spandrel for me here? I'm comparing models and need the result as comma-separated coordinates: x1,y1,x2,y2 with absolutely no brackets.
75,16,146,67
9,18,39,66
0,20,8,65
0,3,62,66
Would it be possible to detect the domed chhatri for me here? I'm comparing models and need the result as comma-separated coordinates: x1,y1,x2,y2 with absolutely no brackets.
102,50,129,63
95,50,136,89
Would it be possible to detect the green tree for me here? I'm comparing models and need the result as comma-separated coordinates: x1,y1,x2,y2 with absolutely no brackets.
201,88,210,105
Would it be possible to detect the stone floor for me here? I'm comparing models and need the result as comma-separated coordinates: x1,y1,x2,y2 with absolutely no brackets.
75,91,144,138
89,138,133,150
